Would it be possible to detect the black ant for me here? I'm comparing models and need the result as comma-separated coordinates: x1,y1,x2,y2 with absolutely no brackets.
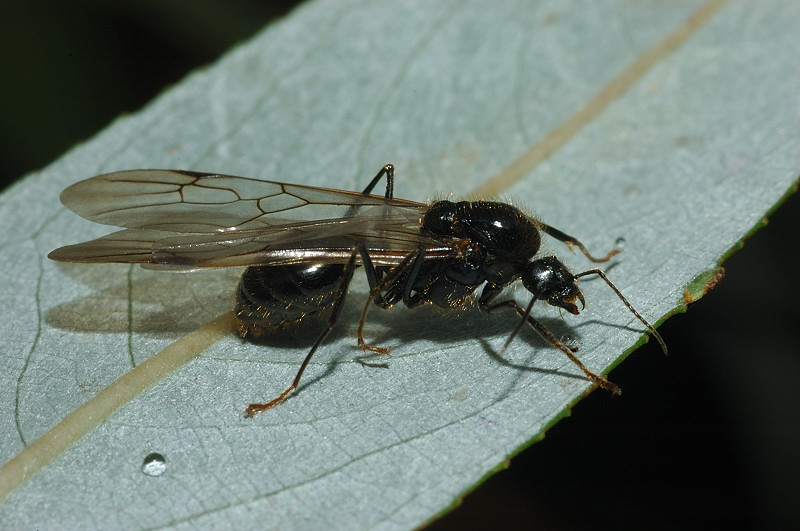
49,164,667,416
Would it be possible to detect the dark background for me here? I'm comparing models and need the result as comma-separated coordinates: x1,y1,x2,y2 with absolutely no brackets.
2,2,798,528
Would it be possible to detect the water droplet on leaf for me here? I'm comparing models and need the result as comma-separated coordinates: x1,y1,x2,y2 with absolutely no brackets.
141,452,167,477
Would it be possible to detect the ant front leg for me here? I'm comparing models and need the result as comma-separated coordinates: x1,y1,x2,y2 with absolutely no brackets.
535,222,620,263
479,285,621,395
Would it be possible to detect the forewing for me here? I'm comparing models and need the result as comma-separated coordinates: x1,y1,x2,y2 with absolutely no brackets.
58,169,422,232
51,170,447,268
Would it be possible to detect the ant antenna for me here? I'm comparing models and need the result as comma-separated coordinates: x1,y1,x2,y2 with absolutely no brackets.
574,268,668,356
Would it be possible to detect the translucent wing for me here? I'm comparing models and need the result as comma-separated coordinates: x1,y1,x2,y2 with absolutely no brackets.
49,170,450,268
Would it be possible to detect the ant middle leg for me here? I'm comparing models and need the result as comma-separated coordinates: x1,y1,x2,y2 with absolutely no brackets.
360,164,395,198
354,245,423,354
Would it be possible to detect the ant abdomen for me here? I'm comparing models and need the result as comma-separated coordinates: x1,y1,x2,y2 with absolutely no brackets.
236,263,344,337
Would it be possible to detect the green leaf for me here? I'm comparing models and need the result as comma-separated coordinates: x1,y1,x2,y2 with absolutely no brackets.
1,0,798,528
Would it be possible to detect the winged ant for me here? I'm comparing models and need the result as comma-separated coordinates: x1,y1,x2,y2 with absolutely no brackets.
49,164,666,416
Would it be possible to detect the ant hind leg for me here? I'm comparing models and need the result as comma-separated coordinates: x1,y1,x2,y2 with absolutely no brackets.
245,248,360,417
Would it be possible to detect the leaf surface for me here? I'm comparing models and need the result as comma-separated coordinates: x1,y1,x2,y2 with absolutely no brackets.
1,1,798,529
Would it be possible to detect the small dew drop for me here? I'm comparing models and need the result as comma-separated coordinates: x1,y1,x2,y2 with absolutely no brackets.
141,452,167,477
614,237,627,249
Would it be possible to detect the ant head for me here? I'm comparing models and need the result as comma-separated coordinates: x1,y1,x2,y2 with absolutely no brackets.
522,256,585,315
